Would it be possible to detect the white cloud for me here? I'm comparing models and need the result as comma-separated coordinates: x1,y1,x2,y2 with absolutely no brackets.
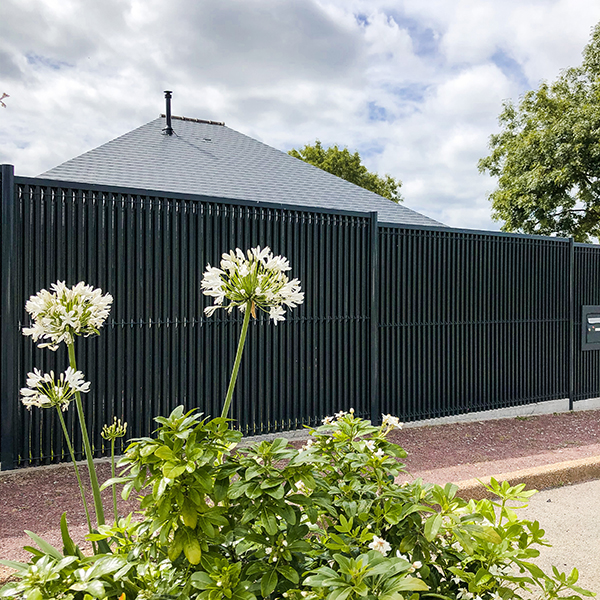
1,0,600,232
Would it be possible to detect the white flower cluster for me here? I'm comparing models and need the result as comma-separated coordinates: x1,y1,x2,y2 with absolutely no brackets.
321,407,354,425
20,367,91,411
381,414,403,431
201,246,304,324
364,439,385,458
23,281,113,350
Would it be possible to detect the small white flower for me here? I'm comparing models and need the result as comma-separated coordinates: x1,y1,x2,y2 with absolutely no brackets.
364,440,376,452
334,410,347,419
321,416,334,425
202,246,304,324
20,367,90,412
375,448,385,458
265,547,272,554
368,535,391,556
457,589,473,600
409,561,422,573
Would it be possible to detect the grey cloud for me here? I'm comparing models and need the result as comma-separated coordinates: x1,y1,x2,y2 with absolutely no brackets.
0,49,23,80
0,0,130,65
153,0,366,86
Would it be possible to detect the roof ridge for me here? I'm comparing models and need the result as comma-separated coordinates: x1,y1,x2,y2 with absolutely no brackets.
159,114,225,126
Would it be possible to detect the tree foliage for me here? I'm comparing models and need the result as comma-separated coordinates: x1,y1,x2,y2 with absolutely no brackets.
289,140,403,203
479,23,600,241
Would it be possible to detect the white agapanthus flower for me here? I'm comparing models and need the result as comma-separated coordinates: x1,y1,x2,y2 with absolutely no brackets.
368,535,391,556
201,246,304,324
23,281,113,350
20,367,91,411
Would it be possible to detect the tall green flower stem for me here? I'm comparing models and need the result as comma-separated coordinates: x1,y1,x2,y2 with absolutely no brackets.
221,301,252,419
55,407,93,534
109,438,118,521
67,342,105,526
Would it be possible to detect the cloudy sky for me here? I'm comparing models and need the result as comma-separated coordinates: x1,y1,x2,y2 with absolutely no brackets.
2,0,600,231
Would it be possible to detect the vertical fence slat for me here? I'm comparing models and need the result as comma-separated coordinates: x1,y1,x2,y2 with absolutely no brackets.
1,165,17,469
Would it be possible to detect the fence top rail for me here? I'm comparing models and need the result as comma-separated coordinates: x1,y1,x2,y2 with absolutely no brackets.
12,172,375,223
378,219,581,244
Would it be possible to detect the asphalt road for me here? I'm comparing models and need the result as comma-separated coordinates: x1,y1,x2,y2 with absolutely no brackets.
518,478,600,596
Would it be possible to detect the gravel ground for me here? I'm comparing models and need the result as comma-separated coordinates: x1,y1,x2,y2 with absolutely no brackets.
1,408,600,587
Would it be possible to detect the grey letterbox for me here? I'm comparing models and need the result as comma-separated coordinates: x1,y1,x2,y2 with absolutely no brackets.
582,305,600,350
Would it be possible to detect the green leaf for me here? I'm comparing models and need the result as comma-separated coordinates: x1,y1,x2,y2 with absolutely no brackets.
424,513,443,541
163,463,187,478
191,571,214,589
214,477,229,502
60,513,77,556
0,560,28,573
155,446,177,460
277,565,300,584
394,577,429,592
25,531,62,560
261,569,278,598
88,557,126,578
183,533,202,565
99,476,129,491
181,501,198,529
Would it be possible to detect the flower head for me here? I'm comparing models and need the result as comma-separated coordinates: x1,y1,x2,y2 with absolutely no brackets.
368,535,391,556
101,417,128,441
201,246,303,324
20,367,91,411
381,414,403,431
23,281,113,350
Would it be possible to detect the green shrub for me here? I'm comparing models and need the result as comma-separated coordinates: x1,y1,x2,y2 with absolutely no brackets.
1,407,592,600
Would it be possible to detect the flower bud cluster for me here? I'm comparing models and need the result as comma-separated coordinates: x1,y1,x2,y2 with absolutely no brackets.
201,246,304,324
101,417,128,441
23,281,113,350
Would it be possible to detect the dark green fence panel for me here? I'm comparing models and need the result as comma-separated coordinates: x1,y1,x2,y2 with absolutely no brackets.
2,176,373,468
573,243,600,401
378,225,572,421
4,165,600,471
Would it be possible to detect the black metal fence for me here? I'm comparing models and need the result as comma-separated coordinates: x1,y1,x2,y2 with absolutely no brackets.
2,164,600,469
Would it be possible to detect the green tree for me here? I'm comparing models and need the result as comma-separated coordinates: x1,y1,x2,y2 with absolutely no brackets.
478,23,600,242
289,140,403,203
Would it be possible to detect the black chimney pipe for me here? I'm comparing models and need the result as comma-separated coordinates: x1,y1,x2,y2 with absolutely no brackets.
163,90,173,135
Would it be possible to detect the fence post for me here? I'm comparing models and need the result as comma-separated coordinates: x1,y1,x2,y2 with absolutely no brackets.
370,212,380,425
569,237,574,411
1,164,17,470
